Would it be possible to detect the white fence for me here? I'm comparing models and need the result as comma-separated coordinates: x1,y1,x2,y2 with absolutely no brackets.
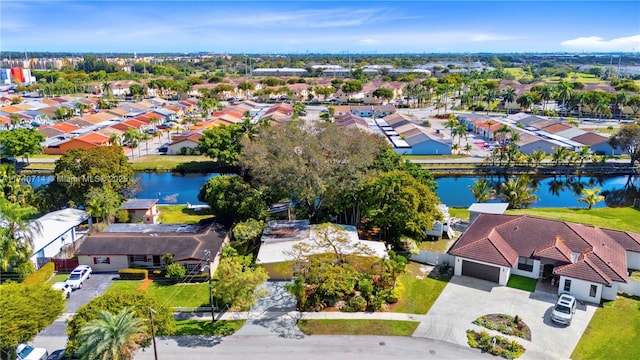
411,250,454,267
619,279,640,296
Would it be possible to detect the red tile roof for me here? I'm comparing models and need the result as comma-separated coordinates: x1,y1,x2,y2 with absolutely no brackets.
571,132,609,146
449,214,635,285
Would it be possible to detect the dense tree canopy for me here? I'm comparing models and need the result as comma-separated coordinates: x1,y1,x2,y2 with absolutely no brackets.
212,246,268,311
609,124,640,165
44,146,133,209
0,282,65,354
197,124,244,166
198,175,268,221
0,129,45,162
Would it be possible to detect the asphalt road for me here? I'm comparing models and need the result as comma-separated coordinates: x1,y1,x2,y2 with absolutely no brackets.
133,335,490,360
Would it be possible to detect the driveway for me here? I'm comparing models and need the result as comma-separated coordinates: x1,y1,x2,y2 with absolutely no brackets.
414,276,597,360
233,281,304,339
36,272,116,338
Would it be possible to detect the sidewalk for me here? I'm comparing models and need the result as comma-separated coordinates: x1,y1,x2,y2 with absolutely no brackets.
174,310,426,322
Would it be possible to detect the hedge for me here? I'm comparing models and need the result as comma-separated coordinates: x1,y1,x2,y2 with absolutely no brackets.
22,262,55,284
118,268,148,280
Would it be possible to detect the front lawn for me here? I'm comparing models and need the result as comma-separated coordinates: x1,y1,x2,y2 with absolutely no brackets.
448,207,470,221
48,273,70,284
392,262,450,314
418,239,451,252
506,275,537,292
571,295,640,360
107,280,210,308
174,320,245,336
507,207,640,234
158,205,214,224
297,319,418,336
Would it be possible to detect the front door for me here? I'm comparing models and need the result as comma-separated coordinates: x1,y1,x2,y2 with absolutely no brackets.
153,255,161,267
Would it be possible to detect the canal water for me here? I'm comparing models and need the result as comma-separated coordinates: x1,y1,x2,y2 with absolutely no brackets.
29,173,638,208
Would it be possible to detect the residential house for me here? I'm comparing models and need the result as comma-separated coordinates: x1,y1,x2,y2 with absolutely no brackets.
76,219,230,274
449,214,640,303
256,220,387,280
119,199,160,224
28,208,89,268
44,132,111,155
515,133,565,155
167,131,203,155
571,132,621,155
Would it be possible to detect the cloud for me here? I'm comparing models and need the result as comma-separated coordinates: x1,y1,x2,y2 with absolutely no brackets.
561,34,640,51
470,33,524,42
359,38,375,45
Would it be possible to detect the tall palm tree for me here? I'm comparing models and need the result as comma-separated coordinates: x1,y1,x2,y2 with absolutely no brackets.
499,176,539,209
516,92,535,112
468,179,496,203
502,87,516,114
575,146,593,167
593,95,611,123
452,124,468,147
539,85,554,111
552,146,570,166
614,91,627,120
555,82,573,116
76,308,148,360
444,115,459,140
483,88,497,115
577,187,605,210
0,200,39,271
530,149,546,168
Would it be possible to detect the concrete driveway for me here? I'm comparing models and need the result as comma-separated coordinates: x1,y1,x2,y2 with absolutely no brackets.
414,276,597,360
36,272,116,338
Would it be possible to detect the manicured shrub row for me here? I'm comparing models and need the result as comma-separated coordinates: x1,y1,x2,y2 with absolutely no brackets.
118,268,148,280
467,330,525,359
22,262,55,284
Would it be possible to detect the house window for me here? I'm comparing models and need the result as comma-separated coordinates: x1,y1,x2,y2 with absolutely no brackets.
517,257,534,272
128,255,148,262
564,279,572,292
185,263,200,273
94,256,110,264
590,285,597,297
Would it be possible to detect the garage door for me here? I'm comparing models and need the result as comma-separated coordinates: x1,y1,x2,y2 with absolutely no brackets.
462,260,500,283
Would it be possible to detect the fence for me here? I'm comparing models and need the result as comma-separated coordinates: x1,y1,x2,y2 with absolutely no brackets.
619,279,640,297
51,258,79,272
411,250,454,267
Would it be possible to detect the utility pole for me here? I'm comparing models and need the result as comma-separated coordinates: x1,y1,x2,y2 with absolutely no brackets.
149,308,159,360
202,249,215,323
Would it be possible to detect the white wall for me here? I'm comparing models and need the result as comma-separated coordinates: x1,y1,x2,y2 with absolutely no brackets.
559,276,602,303
602,283,619,301
627,251,640,270
78,255,129,272
619,280,640,297
453,256,511,285
511,259,541,279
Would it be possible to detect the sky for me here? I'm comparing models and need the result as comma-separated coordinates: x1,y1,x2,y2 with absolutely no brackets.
1,1,639,54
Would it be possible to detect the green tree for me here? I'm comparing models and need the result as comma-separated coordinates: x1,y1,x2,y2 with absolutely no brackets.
231,219,265,253
66,292,174,354
198,175,267,221
341,80,363,100
499,176,539,209
575,146,593,167
0,282,65,356
46,146,133,209
362,170,441,242
516,92,535,112
0,199,39,272
609,124,640,165
9,113,21,126
468,179,496,203
626,95,640,116
165,263,187,281
85,187,122,225
212,246,268,311
0,128,45,163
0,165,35,206
530,149,546,168
552,146,570,166
444,115,459,140
577,187,605,210
76,308,147,360
129,84,146,100
502,87,516,114
372,87,394,103
197,124,243,166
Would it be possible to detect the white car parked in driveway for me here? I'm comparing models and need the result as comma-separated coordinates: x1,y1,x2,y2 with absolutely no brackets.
64,265,92,290
52,282,72,298
16,344,48,360
550,293,577,325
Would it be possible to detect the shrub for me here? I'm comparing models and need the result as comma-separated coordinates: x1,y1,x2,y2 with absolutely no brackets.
22,261,53,284
467,330,478,348
118,268,148,280
115,209,130,223
343,295,367,312
165,263,186,281
422,120,431,127
15,261,36,282
184,273,210,283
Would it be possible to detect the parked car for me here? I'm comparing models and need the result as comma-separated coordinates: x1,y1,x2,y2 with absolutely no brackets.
46,350,79,360
16,344,48,360
64,265,92,290
52,282,72,299
550,293,577,325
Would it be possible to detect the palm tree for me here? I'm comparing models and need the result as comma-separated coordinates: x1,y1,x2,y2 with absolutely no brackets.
502,87,516,114
516,93,535,112
468,179,496,202
0,200,39,271
109,133,122,147
76,308,148,360
556,82,573,116
452,124,468,147
483,88,497,115
593,95,611,124
444,115,459,140
530,150,546,168
614,91,627,120
499,176,539,209
539,85,554,111
101,81,112,97
577,187,605,210
575,146,593,167
552,147,570,166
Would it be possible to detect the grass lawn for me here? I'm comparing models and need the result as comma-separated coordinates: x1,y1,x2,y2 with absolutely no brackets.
506,274,537,292
629,270,640,282
174,320,245,336
448,207,469,221
507,207,640,234
129,155,213,172
48,273,70,284
571,295,640,360
107,280,210,308
158,205,214,224
392,262,450,314
504,67,531,80
297,319,419,336
418,239,450,252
